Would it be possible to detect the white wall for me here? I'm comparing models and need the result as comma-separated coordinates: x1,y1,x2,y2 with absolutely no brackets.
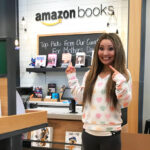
19,0,128,96
143,0,150,132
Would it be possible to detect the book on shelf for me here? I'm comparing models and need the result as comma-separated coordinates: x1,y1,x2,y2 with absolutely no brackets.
61,53,72,68
35,55,47,68
47,53,57,68
75,52,86,68
48,83,56,93
65,131,82,150
31,127,53,148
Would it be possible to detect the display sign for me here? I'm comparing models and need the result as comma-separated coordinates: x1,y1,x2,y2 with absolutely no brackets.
38,32,102,67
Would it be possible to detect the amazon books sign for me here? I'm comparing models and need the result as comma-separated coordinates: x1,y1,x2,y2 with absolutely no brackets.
35,4,114,26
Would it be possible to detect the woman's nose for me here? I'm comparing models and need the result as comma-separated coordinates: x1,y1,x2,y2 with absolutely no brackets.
103,50,109,55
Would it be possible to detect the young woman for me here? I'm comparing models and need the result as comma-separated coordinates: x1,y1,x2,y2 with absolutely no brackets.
65,33,132,150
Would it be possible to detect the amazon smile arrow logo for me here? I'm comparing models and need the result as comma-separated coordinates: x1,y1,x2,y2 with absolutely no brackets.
41,19,62,26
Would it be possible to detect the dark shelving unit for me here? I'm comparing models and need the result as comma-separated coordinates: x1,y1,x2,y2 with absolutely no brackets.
26,67,90,73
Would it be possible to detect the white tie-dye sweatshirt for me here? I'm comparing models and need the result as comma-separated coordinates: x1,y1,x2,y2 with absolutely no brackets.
67,70,132,132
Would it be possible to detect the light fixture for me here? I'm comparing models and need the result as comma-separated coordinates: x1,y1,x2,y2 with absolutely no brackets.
14,39,19,46
14,0,19,50
107,11,118,34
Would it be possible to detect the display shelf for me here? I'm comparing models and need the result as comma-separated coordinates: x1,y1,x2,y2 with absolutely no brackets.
26,67,90,73
23,139,82,150
23,130,150,150
30,97,58,102
26,68,46,73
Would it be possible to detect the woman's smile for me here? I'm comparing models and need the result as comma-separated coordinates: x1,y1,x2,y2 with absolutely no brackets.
98,39,115,66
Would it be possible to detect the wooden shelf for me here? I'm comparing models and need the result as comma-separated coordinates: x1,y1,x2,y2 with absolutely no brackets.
30,97,58,102
0,110,48,140
26,67,90,73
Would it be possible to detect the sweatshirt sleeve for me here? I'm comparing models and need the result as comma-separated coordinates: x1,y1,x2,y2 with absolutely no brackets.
113,69,132,108
67,71,89,104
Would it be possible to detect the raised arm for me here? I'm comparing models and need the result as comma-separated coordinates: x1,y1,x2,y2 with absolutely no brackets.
66,63,88,104
109,65,132,107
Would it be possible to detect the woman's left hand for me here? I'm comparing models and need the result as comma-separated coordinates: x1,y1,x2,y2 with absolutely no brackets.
109,65,120,80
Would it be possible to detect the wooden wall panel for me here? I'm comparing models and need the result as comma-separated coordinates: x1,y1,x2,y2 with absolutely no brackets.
128,0,142,133
121,133,150,150
48,119,83,149
0,78,8,116
47,119,128,149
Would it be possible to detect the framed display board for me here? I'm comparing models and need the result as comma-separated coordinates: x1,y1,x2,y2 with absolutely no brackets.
38,32,102,67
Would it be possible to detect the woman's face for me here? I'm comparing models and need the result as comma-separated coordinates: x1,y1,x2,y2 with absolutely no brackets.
98,39,115,66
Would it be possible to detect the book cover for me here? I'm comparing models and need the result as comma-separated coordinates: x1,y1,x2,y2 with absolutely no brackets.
31,127,53,148
65,131,82,150
47,83,56,94
35,55,47,67
61,53,72,67
47,53,57,67
75,52,86,67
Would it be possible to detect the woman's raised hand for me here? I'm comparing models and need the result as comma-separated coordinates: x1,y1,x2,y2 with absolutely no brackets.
109,65,120,79
65,62,76,74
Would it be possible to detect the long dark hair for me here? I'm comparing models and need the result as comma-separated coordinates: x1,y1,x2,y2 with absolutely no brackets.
83,33,129,108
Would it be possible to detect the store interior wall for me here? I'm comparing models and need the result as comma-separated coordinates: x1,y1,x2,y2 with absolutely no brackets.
18,0,128,96
143,0,150,132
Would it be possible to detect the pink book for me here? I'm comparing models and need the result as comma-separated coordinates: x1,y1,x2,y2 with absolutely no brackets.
47,53,57,67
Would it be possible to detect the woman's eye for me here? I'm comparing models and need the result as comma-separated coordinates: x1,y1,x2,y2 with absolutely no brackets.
99,47,104,51
109,47,114,51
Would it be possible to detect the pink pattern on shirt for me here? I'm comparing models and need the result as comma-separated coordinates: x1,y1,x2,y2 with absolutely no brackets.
96,97,102,102
123,102,129,107
98,82,103,87
109,122,116,125
70,76,76,80
96,113,101,119
124,95,130,100
105,114,111,119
